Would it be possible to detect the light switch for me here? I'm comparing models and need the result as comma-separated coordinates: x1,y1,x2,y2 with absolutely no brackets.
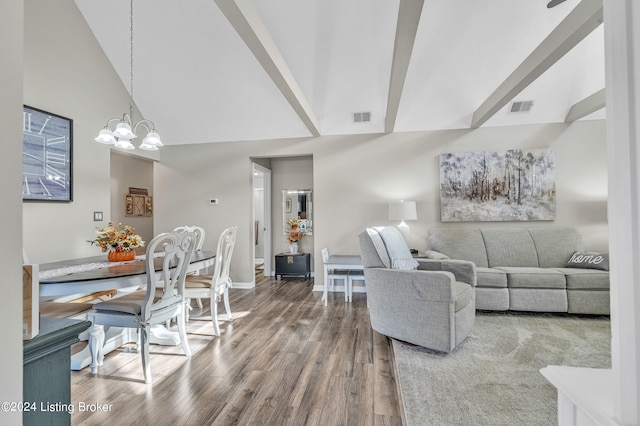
93,211,103,221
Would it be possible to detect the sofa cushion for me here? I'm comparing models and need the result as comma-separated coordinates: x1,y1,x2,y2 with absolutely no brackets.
565,251,609,271
476,287,510,311
481,228,539,267
494,267,566,289
427,228,489,267
567,290,610,315
476,267,508,288
529,227,586,268
552,267,610,290
509,288,568,312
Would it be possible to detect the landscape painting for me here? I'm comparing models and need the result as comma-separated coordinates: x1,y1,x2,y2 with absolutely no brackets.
439,148,556,222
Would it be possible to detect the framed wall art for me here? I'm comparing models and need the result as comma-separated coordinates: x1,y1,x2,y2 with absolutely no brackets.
22,105,73,202
125,191,153,217
439,148,556,222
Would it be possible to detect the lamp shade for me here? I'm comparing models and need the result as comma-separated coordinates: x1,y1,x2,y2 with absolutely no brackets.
388,201,417,221
113,122,136,139
142,131,163,147
114,139,136,150
95,129,116,145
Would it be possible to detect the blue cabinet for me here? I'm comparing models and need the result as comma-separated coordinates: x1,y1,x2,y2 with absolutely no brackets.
23,317,91,426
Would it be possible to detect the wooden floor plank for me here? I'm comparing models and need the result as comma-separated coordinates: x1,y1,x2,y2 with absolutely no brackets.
70,274,402,425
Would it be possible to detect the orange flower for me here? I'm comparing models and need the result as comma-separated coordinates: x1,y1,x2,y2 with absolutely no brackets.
287,231,304,243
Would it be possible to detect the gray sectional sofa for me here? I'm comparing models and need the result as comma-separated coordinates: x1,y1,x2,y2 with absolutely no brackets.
426,227,610,315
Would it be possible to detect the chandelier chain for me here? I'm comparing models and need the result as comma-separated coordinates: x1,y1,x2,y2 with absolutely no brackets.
94,0,163,150
129,0,134,119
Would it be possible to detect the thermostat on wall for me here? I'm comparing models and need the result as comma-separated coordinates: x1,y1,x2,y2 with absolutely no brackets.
209,199,219,205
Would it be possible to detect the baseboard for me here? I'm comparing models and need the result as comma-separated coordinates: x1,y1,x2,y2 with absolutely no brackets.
233,281,255,289
312,284,367,294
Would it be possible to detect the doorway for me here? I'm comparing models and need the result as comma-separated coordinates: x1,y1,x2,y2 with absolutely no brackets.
253,163,272,278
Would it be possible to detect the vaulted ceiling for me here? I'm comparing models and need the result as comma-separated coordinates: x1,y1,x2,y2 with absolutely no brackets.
75,0,605,146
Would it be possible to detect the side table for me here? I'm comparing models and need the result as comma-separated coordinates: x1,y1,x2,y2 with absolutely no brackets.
275,252,311,279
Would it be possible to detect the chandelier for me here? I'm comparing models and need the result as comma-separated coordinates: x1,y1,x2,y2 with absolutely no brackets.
95,0,163,151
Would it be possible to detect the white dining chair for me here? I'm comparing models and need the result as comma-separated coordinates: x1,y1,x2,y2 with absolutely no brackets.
321,248,351,302
183,226,238,336
347,270,365,303
87,229,197,384
174,225,206,308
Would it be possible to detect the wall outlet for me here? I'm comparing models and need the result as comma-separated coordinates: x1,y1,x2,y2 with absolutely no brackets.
209,199,219,205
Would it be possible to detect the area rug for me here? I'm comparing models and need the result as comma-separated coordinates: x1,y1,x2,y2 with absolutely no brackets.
392,312,611,426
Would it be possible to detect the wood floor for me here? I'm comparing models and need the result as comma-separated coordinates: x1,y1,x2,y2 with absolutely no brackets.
70,274,403,425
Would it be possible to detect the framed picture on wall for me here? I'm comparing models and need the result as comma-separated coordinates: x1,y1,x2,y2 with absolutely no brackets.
22,105,73,202
439,148,556,222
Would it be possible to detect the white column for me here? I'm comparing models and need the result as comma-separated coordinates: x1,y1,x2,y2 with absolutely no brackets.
0,0,25,422
604,0,640,424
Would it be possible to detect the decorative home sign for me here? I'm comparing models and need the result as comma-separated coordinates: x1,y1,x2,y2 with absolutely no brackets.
439,148,556,222
22,105,73,202
125,188,153,216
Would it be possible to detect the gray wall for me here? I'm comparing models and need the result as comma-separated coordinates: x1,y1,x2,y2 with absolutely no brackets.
155,121,608,288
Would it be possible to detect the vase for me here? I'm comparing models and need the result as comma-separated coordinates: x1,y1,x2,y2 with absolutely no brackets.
108,250,136,262
289,242,299,254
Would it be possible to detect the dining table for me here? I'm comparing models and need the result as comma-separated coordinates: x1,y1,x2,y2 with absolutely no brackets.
38,249,216,370
322,254,364,306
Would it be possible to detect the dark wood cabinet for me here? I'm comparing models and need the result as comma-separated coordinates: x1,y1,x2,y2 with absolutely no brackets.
275,253,311,279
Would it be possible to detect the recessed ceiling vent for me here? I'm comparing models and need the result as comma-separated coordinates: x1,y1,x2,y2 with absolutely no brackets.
510,100,534,113
353,112,371,123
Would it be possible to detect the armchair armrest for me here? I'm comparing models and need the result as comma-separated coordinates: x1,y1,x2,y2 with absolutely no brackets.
416,258,476,286
367,268,459,303
423,250,450,260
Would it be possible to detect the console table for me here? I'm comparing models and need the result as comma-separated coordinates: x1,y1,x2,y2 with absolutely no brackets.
275,253,311,279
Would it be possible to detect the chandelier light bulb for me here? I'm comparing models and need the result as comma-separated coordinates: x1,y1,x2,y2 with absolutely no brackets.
95,129,116,145
113,122,136,140
142,132,163,147
114,139,136,150
138,143,159,151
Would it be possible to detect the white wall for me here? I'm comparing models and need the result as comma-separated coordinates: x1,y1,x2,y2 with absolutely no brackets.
155,120,608,288
0,0,24,421
271,156,314,263
22,0,157,264
110,151,154,244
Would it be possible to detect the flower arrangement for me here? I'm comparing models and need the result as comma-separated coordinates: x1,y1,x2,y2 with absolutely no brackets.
89,221,145,252
287,218,299,229
287,230,304,244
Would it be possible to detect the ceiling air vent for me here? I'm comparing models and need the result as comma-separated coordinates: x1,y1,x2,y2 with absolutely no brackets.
353,112,371,123
510,100,534,113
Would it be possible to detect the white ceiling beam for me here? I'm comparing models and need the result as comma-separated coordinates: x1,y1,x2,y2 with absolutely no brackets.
385,0,425,133
565,88,606,122
470,0,603,129
214,0,320,137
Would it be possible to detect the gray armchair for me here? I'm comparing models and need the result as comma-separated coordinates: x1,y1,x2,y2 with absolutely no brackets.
358,227,476,353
